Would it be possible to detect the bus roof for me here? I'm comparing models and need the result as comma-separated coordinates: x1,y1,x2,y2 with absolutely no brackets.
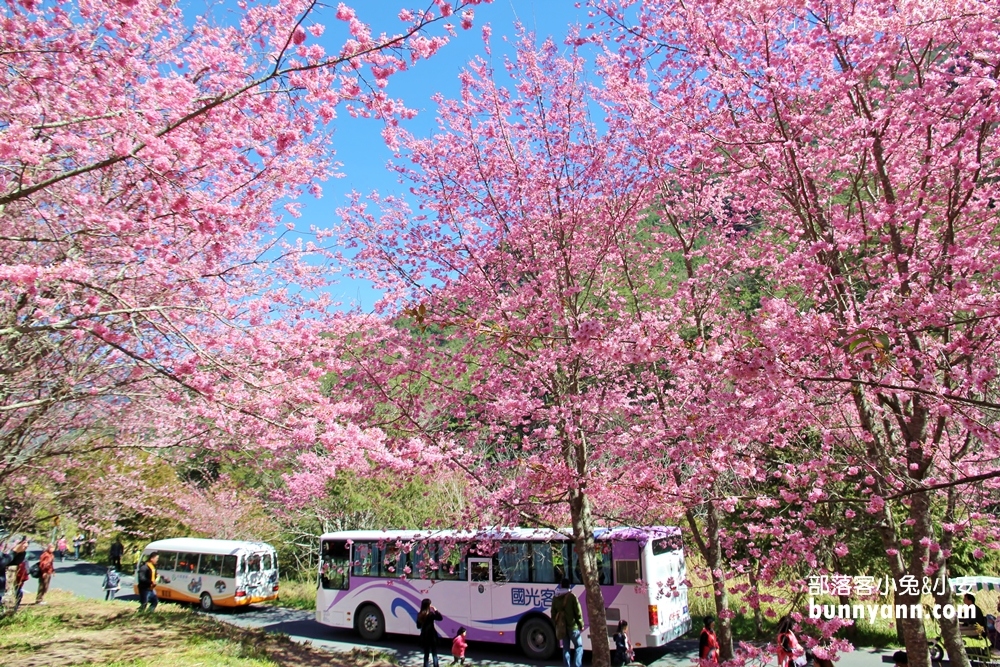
142,538,275,556
319,526,680,544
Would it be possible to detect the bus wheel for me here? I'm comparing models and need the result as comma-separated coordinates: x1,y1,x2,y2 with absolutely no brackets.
930,641,944,663
357,604,385,641
519,616,557,660
200,593,214,612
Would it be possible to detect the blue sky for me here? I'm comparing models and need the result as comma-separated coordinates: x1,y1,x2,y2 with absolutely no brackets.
294,1,592,310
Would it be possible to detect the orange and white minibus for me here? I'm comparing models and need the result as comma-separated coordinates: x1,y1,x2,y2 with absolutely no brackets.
135,538,279,610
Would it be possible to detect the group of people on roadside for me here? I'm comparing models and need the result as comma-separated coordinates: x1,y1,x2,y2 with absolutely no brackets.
51,533,99,562
0,541,66,607
0,536,146,611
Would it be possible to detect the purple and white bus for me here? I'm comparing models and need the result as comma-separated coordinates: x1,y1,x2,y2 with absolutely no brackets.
315,527,691,659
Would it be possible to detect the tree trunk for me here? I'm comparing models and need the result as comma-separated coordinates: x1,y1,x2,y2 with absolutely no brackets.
933,578,968,667
931,486,969,667
897,601,930,667
569,485,610,667
749,564,764,639
706,501,735,661
685,501,734,661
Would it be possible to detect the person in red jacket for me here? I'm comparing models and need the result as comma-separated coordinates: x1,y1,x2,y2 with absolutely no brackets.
776,615,806,667
699,616,720,664
15,557,30,609
36,544,55,604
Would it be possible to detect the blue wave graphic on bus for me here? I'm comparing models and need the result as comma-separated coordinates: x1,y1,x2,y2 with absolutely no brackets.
391,598,419,624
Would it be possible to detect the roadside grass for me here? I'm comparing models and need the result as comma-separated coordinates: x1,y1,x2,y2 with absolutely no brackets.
0,589,395,667
272,577,317,612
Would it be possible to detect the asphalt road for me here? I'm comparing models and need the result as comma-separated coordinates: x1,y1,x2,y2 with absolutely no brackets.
12,546,891,667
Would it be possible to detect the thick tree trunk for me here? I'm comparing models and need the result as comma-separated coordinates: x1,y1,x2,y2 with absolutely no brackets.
705,501,735,661
685,501,734,661
931,487,969,667
933,582,968,667
562,411,609,667
894,589,906,646
569,486,610,667
896,591,930,667
749,565,764,639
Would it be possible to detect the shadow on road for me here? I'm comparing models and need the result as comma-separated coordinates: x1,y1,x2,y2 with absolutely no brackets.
55,561,108,577
229,606,695,667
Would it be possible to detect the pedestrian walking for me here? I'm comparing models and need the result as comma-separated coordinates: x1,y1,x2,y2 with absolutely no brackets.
777,615,807,667
36,544,55,604
612,620,635,666
417,598,443,667
73,534,84,560
550,578,584,667
451,627,468,665
102,566,121,601
700,616,720,664
109,538,124,571
56,535,67,562
136,552,159,612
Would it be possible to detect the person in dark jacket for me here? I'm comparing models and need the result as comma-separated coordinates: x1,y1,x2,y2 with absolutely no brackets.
962,593,988,633
109,539,124,571
0,538,29,606
612,619,635,666
551,578,584,667
417,598,444,667
137,552,159,612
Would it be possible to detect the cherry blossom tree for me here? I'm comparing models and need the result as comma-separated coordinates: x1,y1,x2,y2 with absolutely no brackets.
0,0,490,481
596,1,1000,665
337,32,690,665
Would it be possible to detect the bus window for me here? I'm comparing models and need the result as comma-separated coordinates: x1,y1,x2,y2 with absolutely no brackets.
494,542,530,583
260,553,274,571
321,540,350,590
157,552,177,571
531,542,569,584
437,542,467,581
569,544,610,585
382,545,406,578
470,560,490,582
220,555,238,579
352,542,377,577
594,543,613,585
176,552,200,573
246,553,262,573
411,541,437,580
199,554,223,577
651,534,683,555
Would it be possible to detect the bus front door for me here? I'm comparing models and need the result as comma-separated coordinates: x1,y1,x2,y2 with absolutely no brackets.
468,558,493,632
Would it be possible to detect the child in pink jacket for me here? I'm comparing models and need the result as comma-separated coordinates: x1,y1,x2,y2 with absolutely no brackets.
452,627,468,665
